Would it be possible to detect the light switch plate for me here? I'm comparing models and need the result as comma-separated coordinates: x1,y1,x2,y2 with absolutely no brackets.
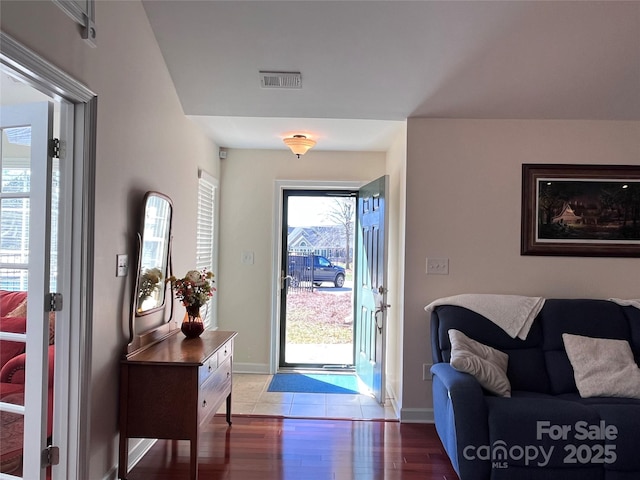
426,258,449,275
116,254,128,277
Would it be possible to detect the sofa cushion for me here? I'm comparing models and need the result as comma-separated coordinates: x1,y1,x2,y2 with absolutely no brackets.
432,305,551,393
557,393,640,407
4,297,56,346
486,396,602,469
0,291,27,317
449,329,511,397
4,298,26,318
592,405,640,471
540,299,631,395
0,317,26,369
563,334,640,399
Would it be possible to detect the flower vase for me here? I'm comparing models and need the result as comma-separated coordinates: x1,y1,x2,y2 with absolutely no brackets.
181,304,204,338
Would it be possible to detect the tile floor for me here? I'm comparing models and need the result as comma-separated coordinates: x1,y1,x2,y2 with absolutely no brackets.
217,373,398,421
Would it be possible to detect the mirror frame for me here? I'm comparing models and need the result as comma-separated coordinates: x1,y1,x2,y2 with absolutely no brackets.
127,191,175,352
134,191,173,317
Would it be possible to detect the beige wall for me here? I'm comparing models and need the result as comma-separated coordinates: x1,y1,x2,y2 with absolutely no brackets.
218,149,386,370
384,125,407,411
403,118,640,418
1,1,219,478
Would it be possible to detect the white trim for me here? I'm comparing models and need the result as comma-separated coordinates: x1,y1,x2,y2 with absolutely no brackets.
51,97,75,480
270,180,365,374
400,407,434,423
1,32,97,480
126,439,156,474
385,384,401,420
51,0,97,46
0,33,95,103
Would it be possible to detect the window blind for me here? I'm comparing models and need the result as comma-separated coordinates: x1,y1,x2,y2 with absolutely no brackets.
197,170,218,328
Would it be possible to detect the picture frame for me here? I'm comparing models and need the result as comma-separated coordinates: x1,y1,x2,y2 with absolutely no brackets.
521,164,640,257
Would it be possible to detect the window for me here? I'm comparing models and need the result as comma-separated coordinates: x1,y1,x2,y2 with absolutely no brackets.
196,170,219,328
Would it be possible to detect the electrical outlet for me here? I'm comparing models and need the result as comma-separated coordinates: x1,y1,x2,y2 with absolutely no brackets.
116,254,128,277
426,258,449,275
241,251,254,265
423,363,433,380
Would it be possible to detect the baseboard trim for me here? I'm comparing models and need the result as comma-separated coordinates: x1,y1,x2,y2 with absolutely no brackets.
102,467,117,480
234,362,270,374
126,438,156,474
102,438,155,480
400,407,434,423
385,384,400,419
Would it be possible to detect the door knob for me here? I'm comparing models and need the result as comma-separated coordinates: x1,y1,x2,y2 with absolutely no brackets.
280,270,294,289
374,302,390,334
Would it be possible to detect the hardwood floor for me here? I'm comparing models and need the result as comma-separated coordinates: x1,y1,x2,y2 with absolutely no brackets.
126,416,459,479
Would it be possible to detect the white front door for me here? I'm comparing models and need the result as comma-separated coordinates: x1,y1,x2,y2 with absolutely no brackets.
0,102,54,480
354,175,389,404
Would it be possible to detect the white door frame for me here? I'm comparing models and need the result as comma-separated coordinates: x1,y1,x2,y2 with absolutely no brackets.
1,32,97,480
270,180,363,374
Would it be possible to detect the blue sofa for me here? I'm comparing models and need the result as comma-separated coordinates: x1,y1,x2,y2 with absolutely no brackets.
430,299,640,480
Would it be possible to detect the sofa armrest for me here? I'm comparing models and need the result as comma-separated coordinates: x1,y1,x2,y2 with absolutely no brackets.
0,345,55,386
431,362,491,480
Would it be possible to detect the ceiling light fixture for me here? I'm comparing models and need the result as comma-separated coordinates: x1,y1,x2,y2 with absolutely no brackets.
283,134,316,158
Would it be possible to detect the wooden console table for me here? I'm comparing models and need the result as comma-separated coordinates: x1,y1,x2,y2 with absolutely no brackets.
118,330,237,480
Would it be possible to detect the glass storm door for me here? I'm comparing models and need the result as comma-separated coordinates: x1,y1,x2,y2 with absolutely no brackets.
0,102,54,480
279,190,356,368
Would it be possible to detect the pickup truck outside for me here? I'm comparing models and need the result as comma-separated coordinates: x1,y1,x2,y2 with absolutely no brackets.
288,254,346,288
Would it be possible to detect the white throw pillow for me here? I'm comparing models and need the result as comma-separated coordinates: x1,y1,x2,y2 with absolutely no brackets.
448,329,511,397
562,333,640,399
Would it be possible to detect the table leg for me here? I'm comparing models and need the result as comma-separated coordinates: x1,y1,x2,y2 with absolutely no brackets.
190,435,198,480
118,436,128,479
226,392,232,425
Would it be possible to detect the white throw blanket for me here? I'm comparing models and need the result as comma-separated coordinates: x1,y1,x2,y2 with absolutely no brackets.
424,294,545,340
609,298,640,310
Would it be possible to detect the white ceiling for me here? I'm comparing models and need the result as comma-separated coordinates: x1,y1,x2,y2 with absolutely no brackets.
141,0,640,152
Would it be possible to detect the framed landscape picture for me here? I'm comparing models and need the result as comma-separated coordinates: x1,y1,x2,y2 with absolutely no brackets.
521,164,640,257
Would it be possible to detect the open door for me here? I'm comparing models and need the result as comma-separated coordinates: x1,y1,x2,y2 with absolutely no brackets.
0,102,54,480
354,175,389,404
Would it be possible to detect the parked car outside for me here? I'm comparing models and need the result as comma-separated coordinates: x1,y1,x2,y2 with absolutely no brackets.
288,254,346,288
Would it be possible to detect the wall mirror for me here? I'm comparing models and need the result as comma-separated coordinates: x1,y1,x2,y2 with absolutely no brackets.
135,191,173,315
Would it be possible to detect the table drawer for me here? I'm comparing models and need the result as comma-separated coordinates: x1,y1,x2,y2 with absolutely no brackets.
199,357,232,425
219,339,233,364
198,352,218,386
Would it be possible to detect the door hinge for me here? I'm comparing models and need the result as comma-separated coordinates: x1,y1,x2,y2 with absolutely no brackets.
49,138,60,158
42,445,60,467
46,293,63,312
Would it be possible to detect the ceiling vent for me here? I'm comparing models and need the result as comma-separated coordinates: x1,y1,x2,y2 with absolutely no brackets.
259,71,302,89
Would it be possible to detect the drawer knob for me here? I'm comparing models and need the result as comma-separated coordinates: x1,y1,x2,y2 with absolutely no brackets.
208,364,212,372
227,372,230,378
202,399,207,408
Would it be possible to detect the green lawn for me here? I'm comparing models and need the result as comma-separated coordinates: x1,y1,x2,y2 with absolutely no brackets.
285,291,353,344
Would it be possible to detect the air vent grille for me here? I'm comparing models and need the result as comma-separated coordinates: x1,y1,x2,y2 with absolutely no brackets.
259,71,302,89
